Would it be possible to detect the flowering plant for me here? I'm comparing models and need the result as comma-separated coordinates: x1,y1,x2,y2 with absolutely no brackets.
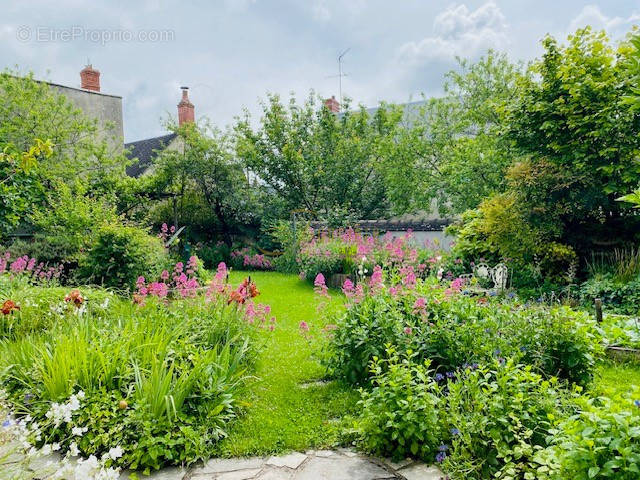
0,251,63,285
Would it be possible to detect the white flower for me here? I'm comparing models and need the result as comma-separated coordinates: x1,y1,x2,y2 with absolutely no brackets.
69,442,79,457
72,426,88,436
52,442,61,451
106,446,123,460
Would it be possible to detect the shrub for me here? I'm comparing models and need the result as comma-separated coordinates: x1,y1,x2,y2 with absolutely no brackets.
542,394,640,480
441,361,572,480
350,349,441,460
325,286,601,386
79,224,168,290
579,274,640,315
229,247,274,270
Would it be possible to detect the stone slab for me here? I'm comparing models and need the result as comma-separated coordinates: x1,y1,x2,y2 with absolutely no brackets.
216,468,263,480
266,452,307,469
397,463,445,480
194,457,265,475
293,456,396,480
255,467,294,479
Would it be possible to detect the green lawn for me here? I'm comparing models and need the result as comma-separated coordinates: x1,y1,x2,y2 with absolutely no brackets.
593,361,640,399
215,271,359,456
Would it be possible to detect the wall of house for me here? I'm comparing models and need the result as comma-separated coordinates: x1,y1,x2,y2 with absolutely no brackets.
48,83,124,151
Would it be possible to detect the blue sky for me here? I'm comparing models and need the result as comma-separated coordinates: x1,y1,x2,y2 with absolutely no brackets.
1,1,639,141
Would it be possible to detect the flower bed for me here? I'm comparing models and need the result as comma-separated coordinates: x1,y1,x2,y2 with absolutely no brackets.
308,267,640,479
0,263,274,474
296,227,440,282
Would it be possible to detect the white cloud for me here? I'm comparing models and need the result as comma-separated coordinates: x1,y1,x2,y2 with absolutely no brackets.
568,5,640,38
397,2,509,65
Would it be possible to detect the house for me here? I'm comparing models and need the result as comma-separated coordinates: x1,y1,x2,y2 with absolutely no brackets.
124,86,195,177
45,64,124,152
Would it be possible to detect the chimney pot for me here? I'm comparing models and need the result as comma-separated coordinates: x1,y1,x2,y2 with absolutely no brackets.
324,95,340,113
80,64,100,92
178,86,195,126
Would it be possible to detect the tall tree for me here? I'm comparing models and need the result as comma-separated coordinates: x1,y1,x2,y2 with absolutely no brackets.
389,51,521,215
504,27,640,251
153,122,259,245
235,93,406,220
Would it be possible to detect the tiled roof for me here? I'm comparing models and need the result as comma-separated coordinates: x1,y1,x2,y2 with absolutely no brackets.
125,132,177,177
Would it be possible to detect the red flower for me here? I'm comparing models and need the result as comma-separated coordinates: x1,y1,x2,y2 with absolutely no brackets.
64,289,84,306
1,300,20,315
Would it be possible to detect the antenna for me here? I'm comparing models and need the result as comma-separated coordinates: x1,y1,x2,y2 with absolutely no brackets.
326,48,350,105
337,48,350,104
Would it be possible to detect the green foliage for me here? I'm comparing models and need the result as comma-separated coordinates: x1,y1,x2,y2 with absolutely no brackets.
0,71,128,240
0,284,258,472
442,361,571,480
0,139,53,235
79,224,168,290
326,289,601,386
544,394,640,479
394,51,521,215
267,220,313,274
151,122,260,246
351,349,441,460
579,274,640,315
503,28,640,253
235,93,405,219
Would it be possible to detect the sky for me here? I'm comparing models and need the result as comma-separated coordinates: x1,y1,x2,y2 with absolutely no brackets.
2,1,640,142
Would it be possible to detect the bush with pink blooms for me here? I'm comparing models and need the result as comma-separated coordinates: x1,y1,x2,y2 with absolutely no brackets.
319,267,600,386
230,247,274,271
0,251,63,286
296,227,441,283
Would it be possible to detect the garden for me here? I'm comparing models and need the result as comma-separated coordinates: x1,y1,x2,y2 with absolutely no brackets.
2,25,640,480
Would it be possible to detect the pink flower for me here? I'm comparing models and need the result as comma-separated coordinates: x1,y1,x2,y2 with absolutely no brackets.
404,326,413,335
342,278,355,298
160,270,169,281
299,321,309,332
314,273,329,297
368,265,383,293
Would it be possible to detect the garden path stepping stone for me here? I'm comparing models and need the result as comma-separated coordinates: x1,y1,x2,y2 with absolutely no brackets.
265,452,307,469
293,455,396,480
3,446,445,479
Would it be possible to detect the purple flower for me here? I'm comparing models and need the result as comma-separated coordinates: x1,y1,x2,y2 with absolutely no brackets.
635,400,640,408
435,452,447,463
446,371,455,379
450,428,460,436
2,419,11,428
435,373,444,382
438,444,449,452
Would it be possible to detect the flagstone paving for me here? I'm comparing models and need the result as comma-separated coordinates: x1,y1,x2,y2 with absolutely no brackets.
1,447,445,480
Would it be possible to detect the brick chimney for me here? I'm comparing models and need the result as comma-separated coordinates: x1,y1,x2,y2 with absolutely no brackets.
178,86,195,125
324,95,340,113
80,64,100,92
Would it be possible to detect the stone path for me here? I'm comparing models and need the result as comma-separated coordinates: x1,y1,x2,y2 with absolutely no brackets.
2,447,445,480
122,450,445,480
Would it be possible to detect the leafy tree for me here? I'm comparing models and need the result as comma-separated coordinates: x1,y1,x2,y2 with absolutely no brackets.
0,139,53,235
503,27,640,252
152,122,259,245
235,93,406,219
391,51,521,215
0,71,129,241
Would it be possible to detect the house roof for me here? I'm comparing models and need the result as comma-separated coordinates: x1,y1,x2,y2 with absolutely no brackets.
125,132,177,177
